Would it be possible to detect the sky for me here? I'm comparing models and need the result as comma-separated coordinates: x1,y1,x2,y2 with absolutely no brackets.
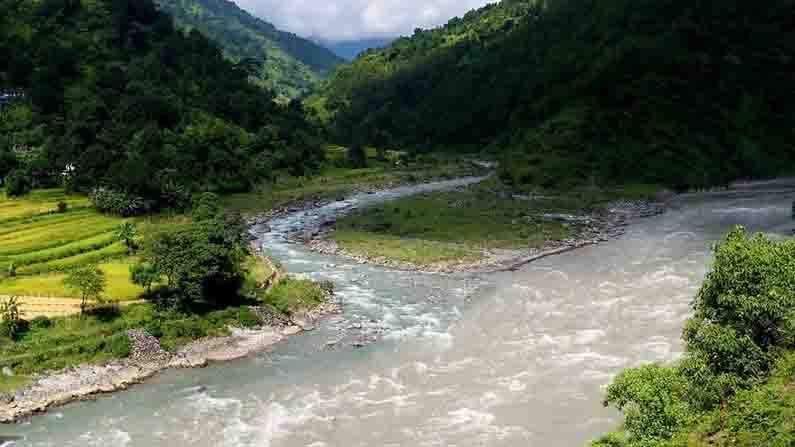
233,0,497,42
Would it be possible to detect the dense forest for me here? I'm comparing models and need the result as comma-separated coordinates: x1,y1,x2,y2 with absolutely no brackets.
319,0,795,190
0,0,324,213
157,0,344,98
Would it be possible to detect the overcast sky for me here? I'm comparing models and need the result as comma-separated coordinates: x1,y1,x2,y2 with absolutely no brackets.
233,0,497,42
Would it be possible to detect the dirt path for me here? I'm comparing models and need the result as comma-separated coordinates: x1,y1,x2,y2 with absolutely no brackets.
0,295,143,318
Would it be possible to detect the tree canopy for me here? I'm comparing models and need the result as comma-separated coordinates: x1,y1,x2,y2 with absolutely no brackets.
319,0,795,190
0,0,323,208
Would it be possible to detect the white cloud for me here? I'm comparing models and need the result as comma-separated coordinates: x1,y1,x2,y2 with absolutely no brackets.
232,0,497,41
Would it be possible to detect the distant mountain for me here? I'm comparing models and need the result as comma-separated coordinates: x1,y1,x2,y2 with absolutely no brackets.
156,0,345,98
317,38,395,61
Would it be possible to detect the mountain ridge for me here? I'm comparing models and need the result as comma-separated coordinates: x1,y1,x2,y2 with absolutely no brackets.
156,0,344,98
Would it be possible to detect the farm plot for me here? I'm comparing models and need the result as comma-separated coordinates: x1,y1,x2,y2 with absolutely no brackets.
0,190,145,308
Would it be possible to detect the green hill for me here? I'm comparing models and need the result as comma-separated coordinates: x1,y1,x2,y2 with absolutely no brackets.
0,0,323,209
156,0,344,98
320,0,795,190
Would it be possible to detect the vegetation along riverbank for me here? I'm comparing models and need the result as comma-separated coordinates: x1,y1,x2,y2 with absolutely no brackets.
0,149,477,421
310,180,667,273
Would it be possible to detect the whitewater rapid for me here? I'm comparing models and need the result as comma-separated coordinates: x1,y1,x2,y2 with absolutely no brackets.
8,179,795,446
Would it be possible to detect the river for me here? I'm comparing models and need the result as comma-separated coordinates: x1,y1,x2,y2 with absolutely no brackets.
8,179,795,446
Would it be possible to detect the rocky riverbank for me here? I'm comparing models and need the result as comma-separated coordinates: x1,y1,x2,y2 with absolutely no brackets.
0,300,340,424
296,198,667,274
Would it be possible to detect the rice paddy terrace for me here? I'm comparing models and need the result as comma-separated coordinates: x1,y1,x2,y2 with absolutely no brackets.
0,190,145,318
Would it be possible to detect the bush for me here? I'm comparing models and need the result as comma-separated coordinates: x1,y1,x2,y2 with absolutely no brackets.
5,170,32,197
108,333,132,358
237,306,260,328
603,364,694,443
191,192,221,221
348,144,368,169
0,296,22,339
28,315,52,330
90,187,152,216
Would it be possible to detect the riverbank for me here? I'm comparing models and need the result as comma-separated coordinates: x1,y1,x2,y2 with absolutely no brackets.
276,180,668,273
0,295,340,423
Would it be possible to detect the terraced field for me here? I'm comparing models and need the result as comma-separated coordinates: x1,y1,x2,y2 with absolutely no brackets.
0,190,146,310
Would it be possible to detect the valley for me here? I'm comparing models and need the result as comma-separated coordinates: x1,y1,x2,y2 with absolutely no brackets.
1,0,794,445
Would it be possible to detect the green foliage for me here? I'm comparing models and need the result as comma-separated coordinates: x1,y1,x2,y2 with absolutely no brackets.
347,145,368,169
0,0,323,209
261,276,325,315
191,192,222,221
155,0,343,98
138,212,248,308
598,228,795,446
5,170,32,197
322,0,795,189
0,296,22,340
130,262,159,294
90,187,152,217
117,222,139,254
603,364,693,443
63,265,107,314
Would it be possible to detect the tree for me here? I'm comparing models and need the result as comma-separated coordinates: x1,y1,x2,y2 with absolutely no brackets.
117,222,138,254
0,296,22,339
191,192,221,221
348,144,368,169
63,265,107,314
130,262,159,294
603,364,693,443
136,212,248,309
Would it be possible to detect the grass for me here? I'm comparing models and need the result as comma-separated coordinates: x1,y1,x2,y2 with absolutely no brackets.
333,231,482,265
0,191,172,304
329,180,662,266
259,276,326,314
330,181,573,265
0,303,262,392
0,261,147,301
222,148,478,215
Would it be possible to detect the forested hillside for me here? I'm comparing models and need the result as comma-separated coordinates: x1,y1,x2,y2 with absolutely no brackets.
320,0,795,190
0,0,323,212
157,0,344,98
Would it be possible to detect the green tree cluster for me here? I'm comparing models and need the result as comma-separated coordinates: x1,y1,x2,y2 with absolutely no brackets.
133,193,249,309
320,0,795,190
596,227,795,446
0,0,323,204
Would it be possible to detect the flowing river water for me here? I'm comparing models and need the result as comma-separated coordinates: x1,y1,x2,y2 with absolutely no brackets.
7,178,795,446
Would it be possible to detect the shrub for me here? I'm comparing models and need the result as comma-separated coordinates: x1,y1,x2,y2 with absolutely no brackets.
63,265,107,314
5,170,32,197
28,315,52,330
603,364,693,443
108,333,132,358
348,144,368,169
191,192,221,221
90,187,152,216
130,262,160,294
237,306,260,328
117,222,138,254
0,296,22,339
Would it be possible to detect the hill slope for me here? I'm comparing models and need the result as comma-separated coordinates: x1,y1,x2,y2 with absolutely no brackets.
0,0,323,207
321,0,795,189
156,0,344,98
